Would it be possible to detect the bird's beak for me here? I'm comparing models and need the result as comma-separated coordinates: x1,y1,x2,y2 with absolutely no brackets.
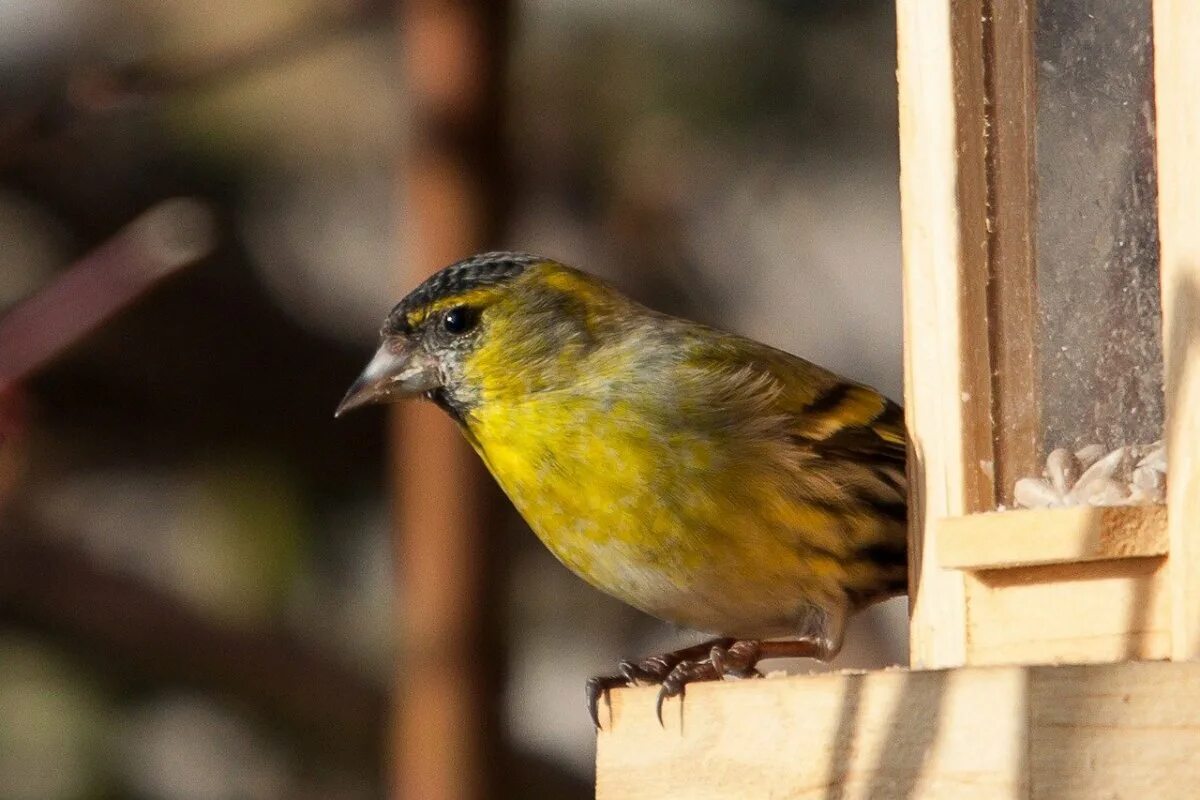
335,339,439,417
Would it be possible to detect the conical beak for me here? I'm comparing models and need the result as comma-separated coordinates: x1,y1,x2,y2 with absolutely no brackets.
335,340,439,417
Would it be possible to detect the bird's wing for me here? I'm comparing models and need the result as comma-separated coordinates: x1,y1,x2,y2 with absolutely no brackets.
680,331,909,605
780,366,909,605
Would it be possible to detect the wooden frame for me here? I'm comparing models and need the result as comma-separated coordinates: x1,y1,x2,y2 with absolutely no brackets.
1154,0,1200,662
899,0,990,671
935,507,1172,664
907,0,1178,671
937,506,1167,570
986,0,1041,505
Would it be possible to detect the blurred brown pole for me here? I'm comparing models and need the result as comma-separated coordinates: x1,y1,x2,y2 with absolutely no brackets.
392,1,511,799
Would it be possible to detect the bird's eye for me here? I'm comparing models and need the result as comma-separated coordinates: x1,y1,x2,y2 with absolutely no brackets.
441,306,476,335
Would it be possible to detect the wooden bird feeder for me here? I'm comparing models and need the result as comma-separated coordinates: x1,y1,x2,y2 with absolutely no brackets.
595,1,1200,797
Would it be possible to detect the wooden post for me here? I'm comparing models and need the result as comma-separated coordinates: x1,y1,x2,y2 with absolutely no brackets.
393,1,510,797
1154,0,1200,661
897,0,993,670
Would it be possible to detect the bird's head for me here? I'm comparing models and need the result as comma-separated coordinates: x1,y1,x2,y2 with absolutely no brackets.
336,252,625,420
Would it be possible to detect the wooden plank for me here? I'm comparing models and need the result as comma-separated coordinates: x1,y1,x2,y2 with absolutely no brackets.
938,506,1168,570
1153,0,1200,660
1030,662,1200,798
985,0,1042,506
964,558,1170,665
595,662,1200,799
597,667,1028,800
898,0,993,668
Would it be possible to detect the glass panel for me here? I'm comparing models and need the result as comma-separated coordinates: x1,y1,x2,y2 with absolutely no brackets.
1005,0,1164,508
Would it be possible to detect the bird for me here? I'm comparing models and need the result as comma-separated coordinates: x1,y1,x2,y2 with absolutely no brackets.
336,252,907,726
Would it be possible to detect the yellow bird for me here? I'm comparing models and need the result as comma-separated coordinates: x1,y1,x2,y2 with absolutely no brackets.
337,252,907,724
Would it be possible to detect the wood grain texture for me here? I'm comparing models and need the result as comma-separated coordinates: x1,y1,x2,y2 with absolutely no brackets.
1154,0,1200,661
938,506,1168,569
596,662,1200,799
597,667,1027,800
964,557,1170,665
985,0,1041,505
898,0,993,669
1029,662,1200,797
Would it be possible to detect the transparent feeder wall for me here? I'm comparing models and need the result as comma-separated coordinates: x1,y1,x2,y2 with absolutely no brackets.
1003,0,1165,510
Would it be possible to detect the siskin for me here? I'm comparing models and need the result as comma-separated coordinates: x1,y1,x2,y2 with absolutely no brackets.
337,252,907,724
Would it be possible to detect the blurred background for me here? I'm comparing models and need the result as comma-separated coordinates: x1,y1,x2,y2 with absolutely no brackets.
0,0,904,797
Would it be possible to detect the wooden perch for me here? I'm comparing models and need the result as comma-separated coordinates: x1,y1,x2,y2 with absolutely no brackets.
596,662,1200,800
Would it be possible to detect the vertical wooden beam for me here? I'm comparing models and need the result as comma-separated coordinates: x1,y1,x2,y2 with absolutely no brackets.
985,0,1041,506
898,0,994,669
1154,0,1200,660
393,1,510,797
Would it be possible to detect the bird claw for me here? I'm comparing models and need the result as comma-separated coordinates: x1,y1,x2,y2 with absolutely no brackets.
586,640,729,728
657,638,768,724
619,654,676,685
586,675,629,729
710,639,765,679
589,648,704,728
587,639,771,728
653,641,765,725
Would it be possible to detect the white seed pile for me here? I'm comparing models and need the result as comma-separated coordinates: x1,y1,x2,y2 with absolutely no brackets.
1013,441,1166,508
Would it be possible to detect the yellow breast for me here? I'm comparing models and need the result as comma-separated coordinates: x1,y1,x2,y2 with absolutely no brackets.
462,388,850,636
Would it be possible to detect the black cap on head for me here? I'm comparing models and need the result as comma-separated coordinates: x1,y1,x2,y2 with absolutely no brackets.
383,252,545,335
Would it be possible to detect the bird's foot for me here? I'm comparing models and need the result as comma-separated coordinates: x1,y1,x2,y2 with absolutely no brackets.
587,637,737,728
654,639,766,724
587,637,833,728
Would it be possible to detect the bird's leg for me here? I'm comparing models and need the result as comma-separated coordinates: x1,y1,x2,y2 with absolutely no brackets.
654,637,835,723
586,637,736,728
